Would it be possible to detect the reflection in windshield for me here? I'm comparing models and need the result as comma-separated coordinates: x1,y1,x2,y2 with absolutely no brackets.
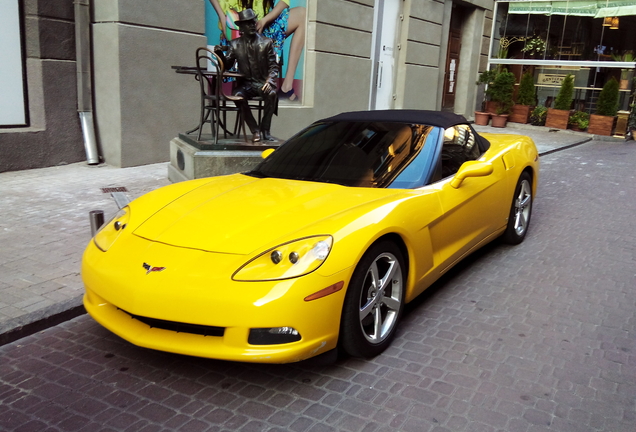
248,122,433,188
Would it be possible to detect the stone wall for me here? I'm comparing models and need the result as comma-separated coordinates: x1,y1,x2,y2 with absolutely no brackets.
92,0,205,167
0,0,84,172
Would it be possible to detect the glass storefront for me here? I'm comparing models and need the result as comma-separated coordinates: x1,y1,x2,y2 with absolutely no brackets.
489,0,636,111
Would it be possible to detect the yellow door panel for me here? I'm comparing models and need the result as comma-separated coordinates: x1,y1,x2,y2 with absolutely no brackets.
430,158,508,269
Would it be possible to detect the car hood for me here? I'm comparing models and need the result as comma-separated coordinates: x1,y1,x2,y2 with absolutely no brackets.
133,175,400,255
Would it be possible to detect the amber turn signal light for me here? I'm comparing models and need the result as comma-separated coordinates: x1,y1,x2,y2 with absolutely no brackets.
304,281,344,301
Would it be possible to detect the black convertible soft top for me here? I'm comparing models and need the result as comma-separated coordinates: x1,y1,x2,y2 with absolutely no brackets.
320,109,490,152
322,110,469,129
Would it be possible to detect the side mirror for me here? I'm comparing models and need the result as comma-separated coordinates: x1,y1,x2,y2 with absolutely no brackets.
450,161,493,188
261,148,275,159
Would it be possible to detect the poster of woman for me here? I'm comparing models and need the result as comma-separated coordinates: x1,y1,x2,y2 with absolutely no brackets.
205,0,306,104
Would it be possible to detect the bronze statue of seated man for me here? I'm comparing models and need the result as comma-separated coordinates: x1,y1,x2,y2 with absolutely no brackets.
215,9,279,143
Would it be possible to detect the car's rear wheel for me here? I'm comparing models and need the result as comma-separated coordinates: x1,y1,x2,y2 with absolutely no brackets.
502,172,533,244
340,241,405,358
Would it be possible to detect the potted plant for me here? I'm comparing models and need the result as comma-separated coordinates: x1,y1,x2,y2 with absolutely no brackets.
487,69,516,128
521,36,546,59
568,110,589,131
545,74,574,129
588,77,619,136
530,106,548,126
475,69,497,125
510,71,536,123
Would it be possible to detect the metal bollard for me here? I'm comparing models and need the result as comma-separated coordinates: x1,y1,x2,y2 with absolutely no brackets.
89,210,105,237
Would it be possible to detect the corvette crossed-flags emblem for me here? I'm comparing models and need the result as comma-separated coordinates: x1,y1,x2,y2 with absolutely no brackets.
143,263,166,275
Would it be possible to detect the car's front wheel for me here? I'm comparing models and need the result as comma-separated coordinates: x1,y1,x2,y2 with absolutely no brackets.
340,241,405,358
502,172,533,244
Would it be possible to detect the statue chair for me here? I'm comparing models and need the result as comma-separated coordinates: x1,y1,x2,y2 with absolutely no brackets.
195,47,247,144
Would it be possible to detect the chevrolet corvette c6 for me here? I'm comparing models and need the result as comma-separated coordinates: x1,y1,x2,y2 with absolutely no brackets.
82,110,539,363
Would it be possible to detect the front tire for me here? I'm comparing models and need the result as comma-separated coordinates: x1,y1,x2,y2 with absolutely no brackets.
340,241,405,358
502,172,533,244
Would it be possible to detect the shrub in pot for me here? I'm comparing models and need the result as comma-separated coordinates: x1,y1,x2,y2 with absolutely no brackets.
510,71,536,123
546,74,574,129
530,106,547,126
475,70,497,124
487,69,515,128
588,77,619,136
568,111,589,131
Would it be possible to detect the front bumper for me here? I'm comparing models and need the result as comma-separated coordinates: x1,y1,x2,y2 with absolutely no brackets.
82,235,351,363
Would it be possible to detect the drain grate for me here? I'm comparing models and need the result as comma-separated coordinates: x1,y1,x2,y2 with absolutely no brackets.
101,187,128,193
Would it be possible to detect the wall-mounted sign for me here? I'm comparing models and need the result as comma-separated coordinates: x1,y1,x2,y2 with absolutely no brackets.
0,0,29,128
538,73,567,85
448,59,456,93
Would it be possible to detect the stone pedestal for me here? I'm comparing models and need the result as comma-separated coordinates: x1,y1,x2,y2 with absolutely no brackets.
613,110,631,138
168,134,280,183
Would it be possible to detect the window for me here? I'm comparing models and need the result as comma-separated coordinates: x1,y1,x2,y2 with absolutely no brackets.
0,0,28,127
248,121,434,188
437,125,481,180
488,1,636,112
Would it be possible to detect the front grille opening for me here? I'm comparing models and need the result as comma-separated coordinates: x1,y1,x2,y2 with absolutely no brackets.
119,308,224,337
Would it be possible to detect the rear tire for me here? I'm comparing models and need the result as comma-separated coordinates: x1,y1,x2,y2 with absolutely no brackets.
339,241,405,358
502,172,533,245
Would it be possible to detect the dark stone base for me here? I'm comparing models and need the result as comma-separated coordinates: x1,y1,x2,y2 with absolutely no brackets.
179,133,280,150
168,134,281,183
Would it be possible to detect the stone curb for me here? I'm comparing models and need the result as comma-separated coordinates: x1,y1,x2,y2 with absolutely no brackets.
0,296,85,346
538,138,594,156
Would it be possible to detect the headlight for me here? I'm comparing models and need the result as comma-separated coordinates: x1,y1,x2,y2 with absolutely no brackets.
93,207,130,252
233,236,333,281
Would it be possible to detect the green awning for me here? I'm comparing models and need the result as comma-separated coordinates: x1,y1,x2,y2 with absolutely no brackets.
595,4,636,17
507,0,636,16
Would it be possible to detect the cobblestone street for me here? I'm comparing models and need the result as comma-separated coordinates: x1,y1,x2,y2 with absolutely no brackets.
1,140,635,432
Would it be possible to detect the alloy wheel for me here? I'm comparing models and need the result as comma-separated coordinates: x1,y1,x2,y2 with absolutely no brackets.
514,179,532,236
358,252,403,344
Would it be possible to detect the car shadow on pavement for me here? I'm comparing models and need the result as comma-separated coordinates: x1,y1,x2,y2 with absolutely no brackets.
403,240,502,316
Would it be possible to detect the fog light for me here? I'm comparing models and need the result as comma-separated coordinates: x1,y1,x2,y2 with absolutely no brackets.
248,327,301,345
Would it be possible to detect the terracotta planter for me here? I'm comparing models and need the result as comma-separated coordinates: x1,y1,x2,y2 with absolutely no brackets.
491,114,509,128
545,108,569,129
587,114,616,136
485,101,501,115
509,105,533,124
474,111,490,126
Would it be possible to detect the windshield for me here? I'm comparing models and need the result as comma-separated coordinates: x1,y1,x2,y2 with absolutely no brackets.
248,121,434,188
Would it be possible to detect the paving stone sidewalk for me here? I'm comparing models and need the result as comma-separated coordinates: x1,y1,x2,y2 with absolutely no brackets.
0,123,610,340
0,162,171,337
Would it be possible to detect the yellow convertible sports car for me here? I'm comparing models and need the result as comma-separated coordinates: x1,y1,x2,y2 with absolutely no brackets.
82,110,539,363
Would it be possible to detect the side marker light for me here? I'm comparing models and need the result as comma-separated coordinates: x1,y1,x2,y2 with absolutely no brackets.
304,281,345,301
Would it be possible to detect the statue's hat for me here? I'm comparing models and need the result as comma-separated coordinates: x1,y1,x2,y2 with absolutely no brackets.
236,9,257,23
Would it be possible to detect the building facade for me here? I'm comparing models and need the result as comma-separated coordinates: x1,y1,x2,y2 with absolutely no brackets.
488,0,636,112
0,0,85,172
1,0,496,172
